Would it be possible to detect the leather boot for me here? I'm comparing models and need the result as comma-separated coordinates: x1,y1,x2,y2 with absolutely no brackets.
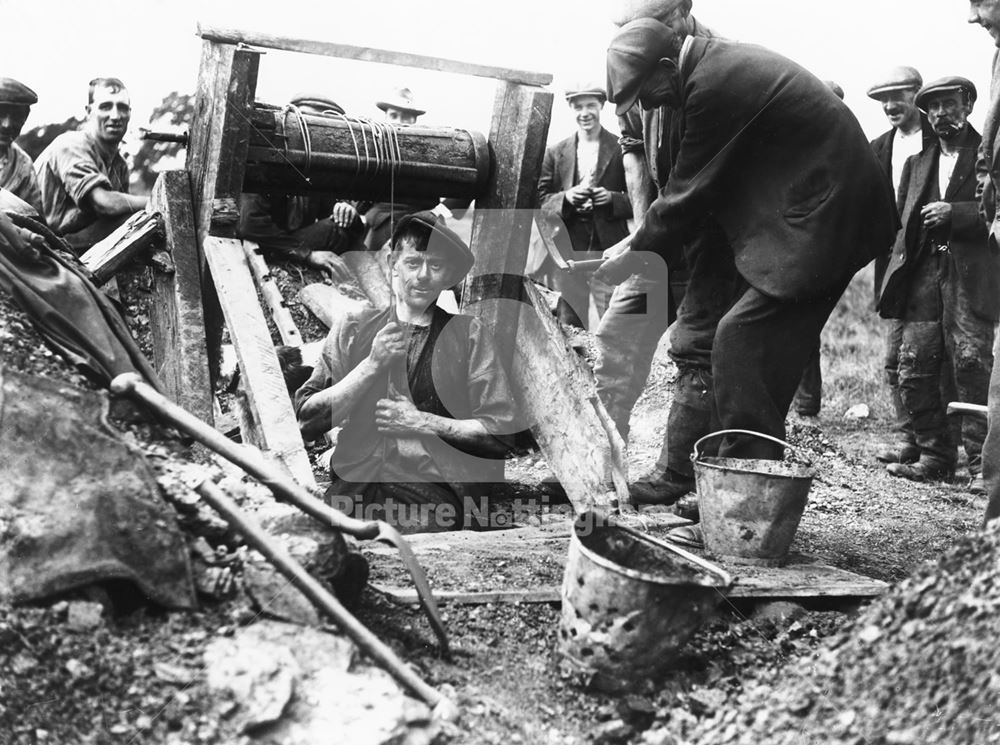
887,457,955,482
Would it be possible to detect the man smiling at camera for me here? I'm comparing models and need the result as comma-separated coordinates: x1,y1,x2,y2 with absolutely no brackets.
295,211,517,533
35,77,147,252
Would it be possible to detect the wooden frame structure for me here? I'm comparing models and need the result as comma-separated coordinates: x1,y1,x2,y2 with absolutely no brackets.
137,24,627,510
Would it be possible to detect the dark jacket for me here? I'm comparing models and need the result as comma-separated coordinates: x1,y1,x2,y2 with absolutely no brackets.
536,127,631,256
869,116,936,302
631,38,898,301
879,124,1000,322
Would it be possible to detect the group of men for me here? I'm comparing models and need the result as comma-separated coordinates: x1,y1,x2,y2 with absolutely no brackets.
0,76,146,250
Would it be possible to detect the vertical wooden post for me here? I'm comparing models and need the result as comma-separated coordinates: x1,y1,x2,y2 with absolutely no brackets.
461,82,552,362
148,171,214,423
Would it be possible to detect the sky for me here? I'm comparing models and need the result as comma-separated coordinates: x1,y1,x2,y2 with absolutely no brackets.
0,0,997,149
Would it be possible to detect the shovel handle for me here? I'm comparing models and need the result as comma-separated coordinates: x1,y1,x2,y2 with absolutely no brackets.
110,373,378,539
947,401,988,417
692,429,812,466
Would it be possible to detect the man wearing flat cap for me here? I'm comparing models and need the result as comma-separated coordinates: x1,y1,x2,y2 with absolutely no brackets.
536,82,631,328
594,0,733,508
295,211,517,532
238,94,362,281
597,20,896,537
878,77,998,490
0,78,42,214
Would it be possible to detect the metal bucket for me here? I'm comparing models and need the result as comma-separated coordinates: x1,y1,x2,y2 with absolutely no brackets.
559,512,732,692
693,429,814,567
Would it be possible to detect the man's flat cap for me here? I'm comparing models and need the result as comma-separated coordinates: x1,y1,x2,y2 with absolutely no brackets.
610,0,686,27
0,78,37,106
607,18,678,116
565,82,607,103
391,210,474,279
289,94,344,115
866,66,923,100
916,76,977,109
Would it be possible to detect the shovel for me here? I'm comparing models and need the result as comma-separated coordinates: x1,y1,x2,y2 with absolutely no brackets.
110,373,449,655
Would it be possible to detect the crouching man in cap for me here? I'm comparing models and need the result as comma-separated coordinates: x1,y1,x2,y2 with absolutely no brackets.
295,211,518,533
597,21,897,542
878,77,998,489
238,94,362,281
0,78,42,214
537,82,631,328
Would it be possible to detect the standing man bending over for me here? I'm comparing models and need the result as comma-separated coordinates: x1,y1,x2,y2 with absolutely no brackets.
35,77,147,252
295,211,517,532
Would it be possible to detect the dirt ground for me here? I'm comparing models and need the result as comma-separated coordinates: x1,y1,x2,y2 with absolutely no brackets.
0,260,991,744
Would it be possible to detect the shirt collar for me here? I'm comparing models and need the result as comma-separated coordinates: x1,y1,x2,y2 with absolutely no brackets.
678,34,695,76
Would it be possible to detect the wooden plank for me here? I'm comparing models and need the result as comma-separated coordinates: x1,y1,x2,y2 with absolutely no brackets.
187,40,261,384
242,241,303,347
509,279,628,513
148,171,214,424
197,24,552,86
204,236,315,487
81,210,162,284
342,248,391,309
299,283,368,328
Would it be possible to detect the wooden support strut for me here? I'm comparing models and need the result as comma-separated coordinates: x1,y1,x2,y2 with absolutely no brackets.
80,210,163,284
197,24,553,87
242,241,303,347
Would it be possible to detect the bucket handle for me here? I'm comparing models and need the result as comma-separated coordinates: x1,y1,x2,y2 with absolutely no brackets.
691,429,813,466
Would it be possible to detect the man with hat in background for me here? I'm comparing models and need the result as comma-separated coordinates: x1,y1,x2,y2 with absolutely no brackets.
878,76,998,490
0,77,41,214
868,66,937,467
594,0,736,509
536,82,631,328
376,86,425,126
295,211,517,532
35,77,148,252
237,94,363,281
597,20,897,540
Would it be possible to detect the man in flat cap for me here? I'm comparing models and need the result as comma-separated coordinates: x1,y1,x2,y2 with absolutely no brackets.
237,94,362,281
969,0,1000,522
0,78,41,215
594,0,733,508
597,20,897,539
295,211,517,532
536,82,631,328
879,77,997,489
867,67,937,466
35,77,147,252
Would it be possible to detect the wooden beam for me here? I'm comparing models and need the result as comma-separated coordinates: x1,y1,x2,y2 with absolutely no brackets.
461,83,552,363
342,248,391,310
242,241,303,347
299,283,367,328
204,236,315,487
148,171,214,424
80,210,162,284
197,24,552,87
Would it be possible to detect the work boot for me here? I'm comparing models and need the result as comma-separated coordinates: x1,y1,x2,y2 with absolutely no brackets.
886,458,955,482
969,474,986,496
629,468,696,506
876,443,920,464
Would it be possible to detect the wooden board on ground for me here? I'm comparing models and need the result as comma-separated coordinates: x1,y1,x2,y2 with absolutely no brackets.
342,248,390,310
80,210,162,284
365,519,889,605
243,241,303,347
299,283,368,328
203,236,315,487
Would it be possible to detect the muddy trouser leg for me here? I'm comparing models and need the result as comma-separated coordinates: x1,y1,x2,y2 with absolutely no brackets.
942,276,995,476
792,344,822,416
594,267,673,440
884,319,917,448
983,330,1000,523
895,256,955,468
713,280,849,460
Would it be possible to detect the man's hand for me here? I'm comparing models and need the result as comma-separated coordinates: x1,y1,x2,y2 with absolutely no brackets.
565,184,593,211
375,395,427,434
330,202,358,229
921,201,952,228
594,247,645,286
0,211,45,260
368,322,406,370
590,186,613,207
304,250,351,283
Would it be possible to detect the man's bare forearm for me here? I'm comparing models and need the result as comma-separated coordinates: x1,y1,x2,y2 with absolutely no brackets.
298,358,382,440
623,151,654,228
406,414,508,458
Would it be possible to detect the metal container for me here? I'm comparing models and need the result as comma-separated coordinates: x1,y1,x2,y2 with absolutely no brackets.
693,429,814,567
559,513,732,692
